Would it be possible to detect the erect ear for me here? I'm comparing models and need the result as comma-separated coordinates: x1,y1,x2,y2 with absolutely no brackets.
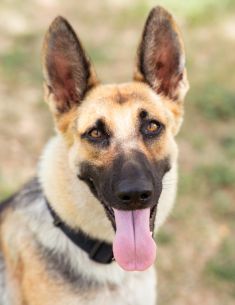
42,16,98,116
134,6,189,102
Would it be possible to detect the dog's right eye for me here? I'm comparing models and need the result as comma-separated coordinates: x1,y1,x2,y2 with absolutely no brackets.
81,119,111,147
84,127,110,147
88,128,102,139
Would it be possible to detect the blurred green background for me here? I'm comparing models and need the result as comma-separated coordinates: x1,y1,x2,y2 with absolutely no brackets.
0,0,235,304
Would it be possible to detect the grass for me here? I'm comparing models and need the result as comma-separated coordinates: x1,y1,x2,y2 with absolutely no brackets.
88,45,112,65
212,190,234,218
0,1,235,304
156,228,174,245
0,31,42,86
193,85,235,121
157,0,235,25
113,0,235,27
220,136,235,159
115,1,150,28
178,162,235,198
206,238,235,283
196,163,235,190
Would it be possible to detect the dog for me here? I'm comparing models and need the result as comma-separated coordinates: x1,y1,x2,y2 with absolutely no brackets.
0,6,189,305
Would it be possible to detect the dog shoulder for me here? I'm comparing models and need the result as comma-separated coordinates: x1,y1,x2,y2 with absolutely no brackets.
0,177,43,252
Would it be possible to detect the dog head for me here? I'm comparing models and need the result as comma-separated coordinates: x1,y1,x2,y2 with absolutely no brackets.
42,6,189,271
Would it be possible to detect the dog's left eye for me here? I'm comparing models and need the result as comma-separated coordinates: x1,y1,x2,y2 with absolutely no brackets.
146,122,159,133
141,120,163,138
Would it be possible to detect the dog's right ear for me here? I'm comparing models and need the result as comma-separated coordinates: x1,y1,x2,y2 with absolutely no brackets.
42,16,98,116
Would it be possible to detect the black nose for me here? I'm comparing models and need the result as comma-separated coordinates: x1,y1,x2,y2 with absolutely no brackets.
115,180,153,205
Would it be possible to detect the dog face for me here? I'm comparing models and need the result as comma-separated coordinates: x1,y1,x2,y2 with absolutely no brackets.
42,6,189,271
74,83,173,231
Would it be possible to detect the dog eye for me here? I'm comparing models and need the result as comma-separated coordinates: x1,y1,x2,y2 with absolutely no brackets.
88,128,102,139
82,119,111,147
141,120,163,138
147,122,159,133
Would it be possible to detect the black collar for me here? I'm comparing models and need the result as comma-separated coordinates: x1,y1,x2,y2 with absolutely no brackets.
46,199,114,264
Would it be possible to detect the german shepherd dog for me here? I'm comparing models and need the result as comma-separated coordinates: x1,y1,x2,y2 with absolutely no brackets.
0,6,189,305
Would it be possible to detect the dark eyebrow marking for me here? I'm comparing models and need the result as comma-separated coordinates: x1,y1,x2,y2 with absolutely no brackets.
95,118,107,131
139,109,148,119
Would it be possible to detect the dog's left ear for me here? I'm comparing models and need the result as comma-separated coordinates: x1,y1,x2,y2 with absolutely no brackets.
42,16,98,117
134,7,189,131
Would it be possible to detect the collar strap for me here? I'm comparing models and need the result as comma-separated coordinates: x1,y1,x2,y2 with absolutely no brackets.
46,199,114,264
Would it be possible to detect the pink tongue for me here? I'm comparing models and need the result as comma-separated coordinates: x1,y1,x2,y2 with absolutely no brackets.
113,208,156,271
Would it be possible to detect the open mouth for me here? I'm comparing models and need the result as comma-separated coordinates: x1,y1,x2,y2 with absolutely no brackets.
103,203,158,271
80,175,158,271
103,203,157,232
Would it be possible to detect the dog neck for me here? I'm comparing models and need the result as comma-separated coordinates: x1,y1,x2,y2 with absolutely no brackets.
38,135,115,243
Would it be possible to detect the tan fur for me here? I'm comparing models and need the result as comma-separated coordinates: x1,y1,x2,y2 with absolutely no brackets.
0,6,189,305
52,82,180,168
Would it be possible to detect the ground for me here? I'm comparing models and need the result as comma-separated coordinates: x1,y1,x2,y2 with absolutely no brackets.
0,0,235,304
